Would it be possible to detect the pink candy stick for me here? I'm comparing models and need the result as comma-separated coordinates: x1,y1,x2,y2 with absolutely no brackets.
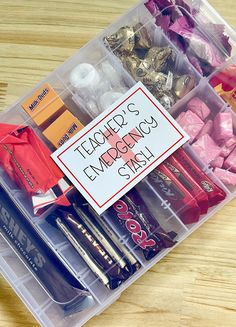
178,110,204,143
213,112,233,142
214,168,236,186
192,134,222,164
187,97,211,120
197,119,213,139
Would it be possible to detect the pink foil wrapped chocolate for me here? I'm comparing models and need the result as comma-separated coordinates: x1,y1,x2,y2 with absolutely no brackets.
224,147,236,172
214,168,236,186
177,110,204,143
197,120,213,139
213,112,233,142
187,97,210,120
191,134,221,164
169,17,225,69
210,156,224,168
145,0,231,76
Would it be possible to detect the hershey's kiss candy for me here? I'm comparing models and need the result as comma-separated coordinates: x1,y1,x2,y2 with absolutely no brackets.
142,71,167,87
173,74,195,98
144,47,174,72
157,92,176,110
104,26,135,54
121,54,143,79
134,23,152,50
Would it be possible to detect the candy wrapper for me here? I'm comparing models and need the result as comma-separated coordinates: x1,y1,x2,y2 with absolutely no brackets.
173,148,226,206
104,23,195,110
210,64,236,112
164,155,209,214
0,186,91,315
169,16,225,72
145,0,231,76
0,124,71,214
148,163,201,224
105,188,177,260
48,206,130,290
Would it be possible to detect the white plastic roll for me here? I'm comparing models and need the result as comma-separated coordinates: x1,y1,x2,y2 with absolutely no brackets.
69,63,100,89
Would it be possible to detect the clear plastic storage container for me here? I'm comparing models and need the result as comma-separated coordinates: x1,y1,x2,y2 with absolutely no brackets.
1,1,236,326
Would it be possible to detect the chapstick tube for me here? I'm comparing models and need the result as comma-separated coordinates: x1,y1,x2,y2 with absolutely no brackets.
0,186,90,314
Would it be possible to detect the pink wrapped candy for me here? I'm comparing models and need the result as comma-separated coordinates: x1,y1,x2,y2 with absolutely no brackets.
197,119,213,139
221,135,236,157
187,97,211,120
210,156,224,168
214,168,236,186
192,134,221,164
176,111,185,123
224,147,236,172
177,111,204,143
213,112,233,143
225,135,236,148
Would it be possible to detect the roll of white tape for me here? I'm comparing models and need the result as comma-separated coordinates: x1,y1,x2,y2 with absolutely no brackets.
69,63,100,89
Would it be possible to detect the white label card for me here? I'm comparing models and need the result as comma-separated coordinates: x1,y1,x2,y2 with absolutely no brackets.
52,82,189,214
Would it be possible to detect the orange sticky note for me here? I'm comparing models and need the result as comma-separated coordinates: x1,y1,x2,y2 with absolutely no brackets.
21,83,66,127
43,110,84,148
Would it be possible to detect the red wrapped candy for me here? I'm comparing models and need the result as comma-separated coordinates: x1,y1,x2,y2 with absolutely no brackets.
0,124,71,214
173,147,226,207
164,155,209,214
148,163,201,225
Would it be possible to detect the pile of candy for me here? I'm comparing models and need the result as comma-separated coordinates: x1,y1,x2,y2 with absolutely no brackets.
176,99,236,186
145,0,232,76
147,148,226,225
104,23,196,110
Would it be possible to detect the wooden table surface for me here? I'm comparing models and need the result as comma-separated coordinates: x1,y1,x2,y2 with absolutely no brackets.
1,0,236,326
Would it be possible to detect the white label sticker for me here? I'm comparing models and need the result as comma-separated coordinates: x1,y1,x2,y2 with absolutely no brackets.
52,82,189,214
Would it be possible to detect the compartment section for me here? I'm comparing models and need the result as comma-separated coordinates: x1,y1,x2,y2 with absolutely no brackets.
144,145,230,228
42,201,142,303
39,297,98,327
0,234,9,253
102,14,201,110
57,41,135,119
101,184,184,264
192,0,236,56
0,84,87,218
0,248,98,327
143,0,232,76
0,246,30,281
